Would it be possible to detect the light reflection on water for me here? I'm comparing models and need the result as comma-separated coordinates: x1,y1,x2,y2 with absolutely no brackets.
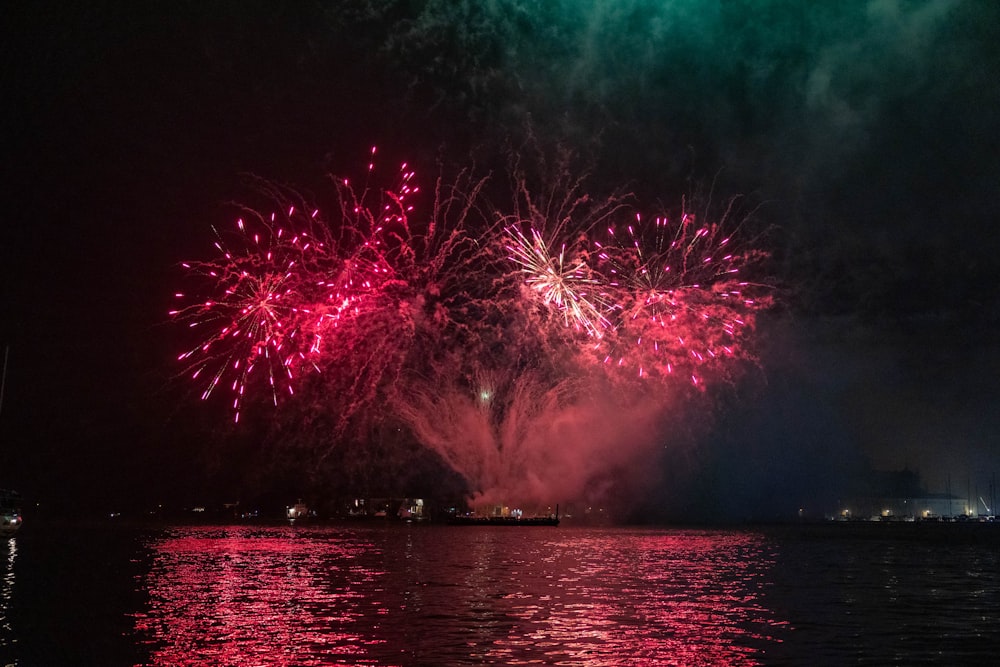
0,538,16,654
481,532,781,666
4,522,1000,664
133,526,781,666
134,527,389,666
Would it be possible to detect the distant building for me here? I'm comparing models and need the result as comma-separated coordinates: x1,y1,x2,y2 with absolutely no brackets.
831,468,970,520
336,496,426,519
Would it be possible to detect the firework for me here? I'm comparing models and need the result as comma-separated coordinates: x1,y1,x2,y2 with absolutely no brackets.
504,224,612,337
171,152,773,510
584,207,772,385
173,160,771,412
172,153,502,427
170,207,338,422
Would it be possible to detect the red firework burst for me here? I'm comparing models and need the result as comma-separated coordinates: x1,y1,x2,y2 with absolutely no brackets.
592,207,772,384
173,153,772,425
170,207,334,421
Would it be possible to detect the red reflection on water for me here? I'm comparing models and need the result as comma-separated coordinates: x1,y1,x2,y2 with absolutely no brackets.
133,526,786,666
483,531,785,666
133,526,386,666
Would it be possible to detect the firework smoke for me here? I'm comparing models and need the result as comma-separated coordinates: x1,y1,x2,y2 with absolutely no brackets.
391,357,683,510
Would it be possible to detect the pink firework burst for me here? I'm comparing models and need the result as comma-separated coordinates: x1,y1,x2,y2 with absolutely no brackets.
170,207,334,421
172,152,504,427
592,205,772,384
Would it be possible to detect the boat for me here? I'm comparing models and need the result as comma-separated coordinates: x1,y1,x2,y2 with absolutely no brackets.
0,489,22,536
447,504,560,526
286,500,309,524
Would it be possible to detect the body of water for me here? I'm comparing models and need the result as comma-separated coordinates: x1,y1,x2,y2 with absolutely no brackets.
2,520,999,665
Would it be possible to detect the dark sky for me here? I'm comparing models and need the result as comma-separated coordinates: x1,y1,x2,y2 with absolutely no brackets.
2,1,998,517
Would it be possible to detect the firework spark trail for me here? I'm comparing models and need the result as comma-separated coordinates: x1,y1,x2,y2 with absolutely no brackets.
306,163,505,436
503,225,612,337
169,158,406,423
574,203,773,385
173,153,502,429
170,207,337,422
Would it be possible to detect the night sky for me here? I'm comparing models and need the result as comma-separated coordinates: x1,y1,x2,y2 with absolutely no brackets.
2,1,998,519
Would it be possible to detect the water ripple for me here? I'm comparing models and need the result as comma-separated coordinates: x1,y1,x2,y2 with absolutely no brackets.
132,526,785,665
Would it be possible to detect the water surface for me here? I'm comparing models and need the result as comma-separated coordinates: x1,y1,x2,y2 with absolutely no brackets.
3,521,999,665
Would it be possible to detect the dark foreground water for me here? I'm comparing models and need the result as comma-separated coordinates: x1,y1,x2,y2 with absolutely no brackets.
2,520,1000,665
